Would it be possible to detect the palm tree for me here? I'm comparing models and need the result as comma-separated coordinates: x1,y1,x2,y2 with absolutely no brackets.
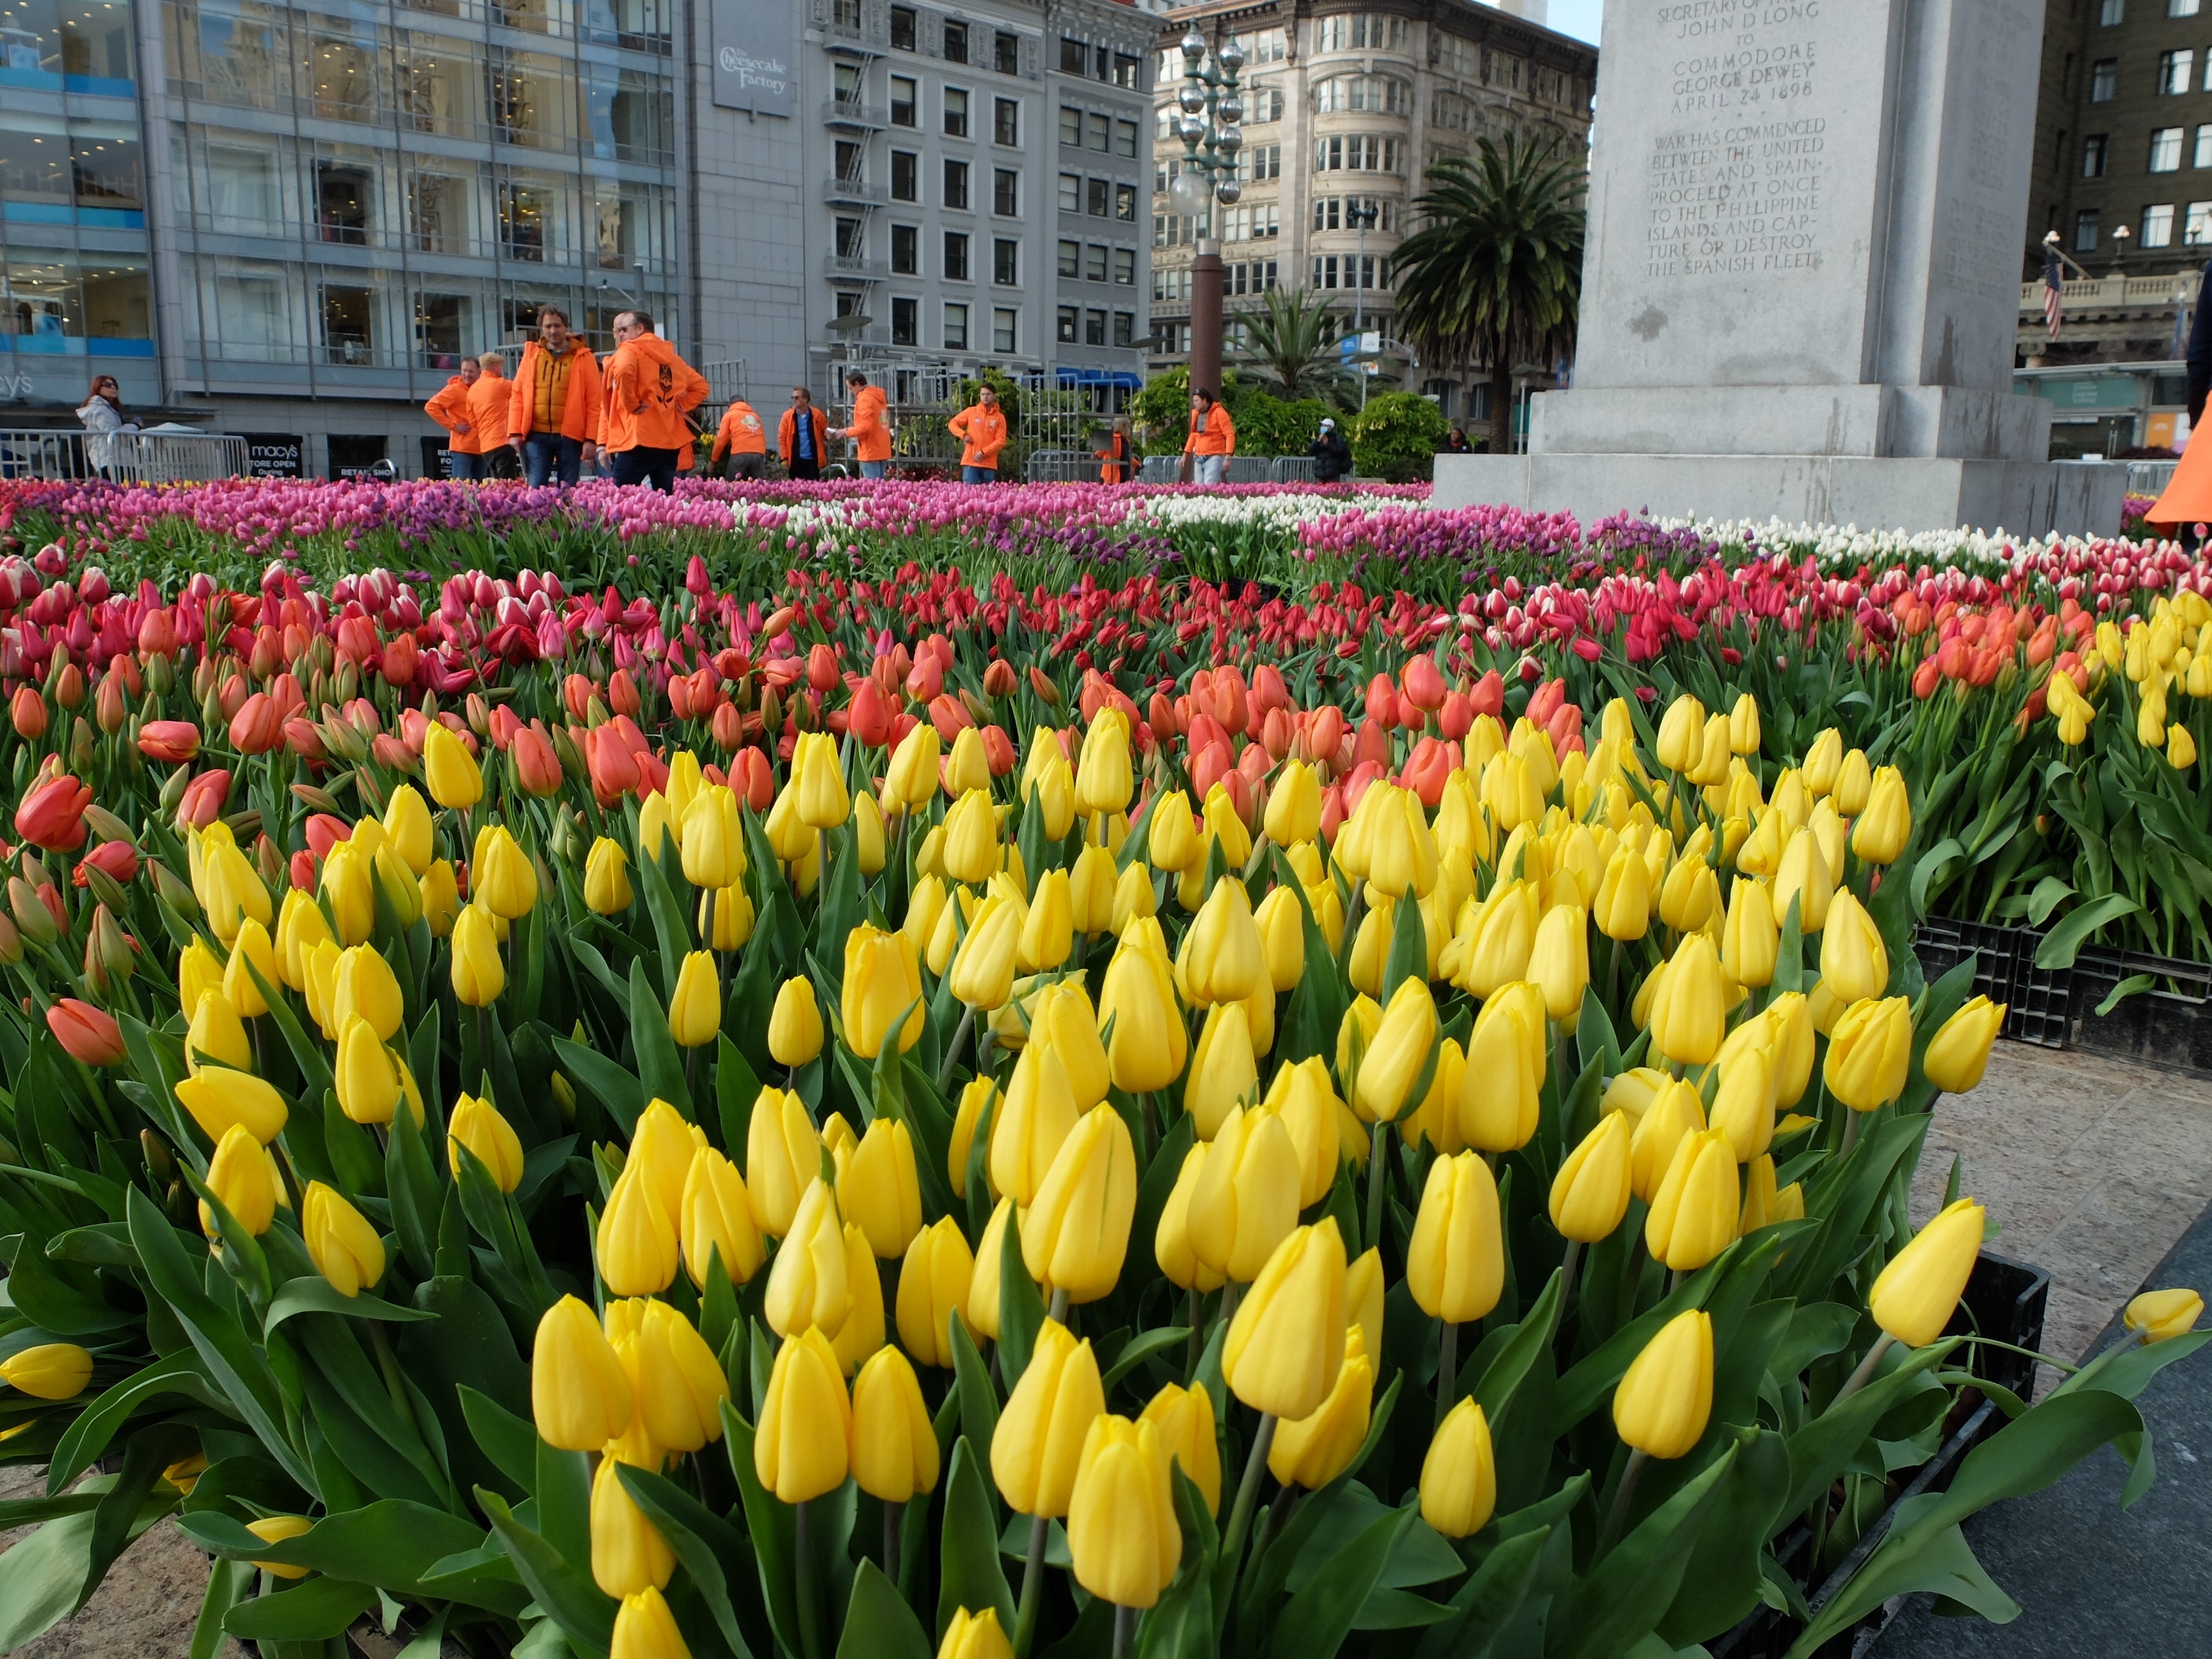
1232,286,1353,404
1390,132,1585,452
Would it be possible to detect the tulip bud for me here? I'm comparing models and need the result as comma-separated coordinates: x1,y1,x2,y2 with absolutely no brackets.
585,837,634,914
1407,1152,1504,1324
896,1215,976,1366
1268,1326,1374,1489
175,1063,287,1144
1613,1309,1713,1459
680,1145,765,1287
1818,888,1888,1005
1353,976,1437,1124
1066,1415,1181,1610
852,1345,940,1503
1098,933,1186,1094
1223,1218,1349,1421
756,1328,852,1503
423,721,483,809
597,1166,680,1298
1419,1396,1496,1538
939,1608,1015,1659
1549,1111,1633,1243
610,1587,689,1659
0,1340,93,1401
200,1122,279,1237
1138,1382,1221,1514
1458,981,1544,1153
1824,994,1913,1112
991,1317,1104,1518
967,1197,1013,1339
1643,1130,1740,1272
632,1300,729,1454
2124,1287,2203,1343
1870,1197,1986,1348
1020,1103,1137,1303
533,1295,635,1450
843,924,925,1058
1187,1104,1301,1284
302,1181,385,1297
1923,994,2005,1094
449,1092,524,1190
1647,933,1727,1066
667,950,720,1049
840,1116,924,1258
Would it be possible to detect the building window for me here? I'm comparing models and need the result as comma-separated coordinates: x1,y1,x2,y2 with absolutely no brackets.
1057,305,1079,342
1058,240,1081,277
892,150,918,200
892,223,919,273
2198,126,2212,167
996,32,1020,75
994,238,1019,284
2144,203,2177,246
1154,213,1183,247
943,302,969,348
2159,49,2196,94
2174,0,2200,14
995,98,1020,145
2188,201,2212,243
1115,119,1138,158
1087,176,1109,214
836,215,866,257
1312,255,1337,287
1316,13,1408,52
2153,127,2185,171
990,307,1015,351
1437,34,1478,76
944,21,969,64
1088,112,1111,151
892,295,918,344
1113,311,1134,347
1247,85,1285,123
945,88,970,137
1113,54,1140,89
1115,183,1137,221
1060,106,1082,145
891,5,916,49
1060,38,1086,74
994,168,1020,214
1313,134,1401,173
2075,208,2100,249
1086,242,1108,280
945,159,970,208
1084,307,1107,346
2082,134,2108,178
1240,145,1283,182
943,230,970,279
1433,91,1475,133
1250,27,1287,63
2100,0,2123,16
1114,247,1135,284
2091,59,2117,101
892,75,917,125
1316,75,1408,114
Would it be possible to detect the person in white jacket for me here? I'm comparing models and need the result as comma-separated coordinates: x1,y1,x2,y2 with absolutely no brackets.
75,375,137,479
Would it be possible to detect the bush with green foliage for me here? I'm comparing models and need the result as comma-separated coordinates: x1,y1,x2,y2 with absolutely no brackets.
1350,390,1450,482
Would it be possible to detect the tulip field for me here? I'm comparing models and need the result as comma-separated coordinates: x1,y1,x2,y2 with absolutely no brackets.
0,474,2204,1659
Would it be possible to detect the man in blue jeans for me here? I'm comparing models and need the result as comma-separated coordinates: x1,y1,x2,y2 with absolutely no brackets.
505,306,602,486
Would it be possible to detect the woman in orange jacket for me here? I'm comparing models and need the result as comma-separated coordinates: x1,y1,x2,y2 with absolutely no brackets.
834,372,894,479
1184,388,1234,486
1095,416,1133,484
947,385,1009,484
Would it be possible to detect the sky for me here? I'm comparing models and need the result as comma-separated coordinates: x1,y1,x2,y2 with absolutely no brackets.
1546,0,1602,45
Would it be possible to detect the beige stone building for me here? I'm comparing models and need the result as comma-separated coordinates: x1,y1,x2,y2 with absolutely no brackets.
1144,0,1592,425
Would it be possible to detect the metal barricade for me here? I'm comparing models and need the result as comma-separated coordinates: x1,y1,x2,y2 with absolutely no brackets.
2126,460,2178,497
0,429,83,480
1023,449,1101,482
0,427,248,482
1139,455,1182,484
1270,456,1318,484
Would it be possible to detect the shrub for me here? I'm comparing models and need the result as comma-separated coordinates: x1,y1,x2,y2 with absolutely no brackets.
1350,391,1450,482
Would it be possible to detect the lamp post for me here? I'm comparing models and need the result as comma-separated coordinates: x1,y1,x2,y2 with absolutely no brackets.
1167,27,1245,399
1346,200,1378,408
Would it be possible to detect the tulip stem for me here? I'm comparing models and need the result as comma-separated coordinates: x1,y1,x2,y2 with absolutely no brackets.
1111,1602,1138,1659
1221,1412,1278,1569
936,1005,976,1091
1840,1109,1866,1157
1186,1288,1201,1375
1603,937,1621,1012
1434,1318,1458,1430
1364,1133,1387,1255
1049,1287,1071,1325
1013,1511,1050,1659
794,1499,824,1659
1594,1448,1648,1562
1834,1333,1896,1404
883,1500,902,1586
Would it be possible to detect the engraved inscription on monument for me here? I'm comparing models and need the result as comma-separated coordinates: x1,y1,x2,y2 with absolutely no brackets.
1642,1,1829,282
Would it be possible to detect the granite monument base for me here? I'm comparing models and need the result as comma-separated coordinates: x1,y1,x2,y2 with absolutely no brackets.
1431,452,2127,540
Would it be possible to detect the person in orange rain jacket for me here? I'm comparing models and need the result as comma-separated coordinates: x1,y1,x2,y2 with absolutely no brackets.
779,386,830,480
834,371,893,478
1095,416,1133,483
595,309,709,492
948,384,1009,484
1184,387,1235,487
466,353,518,480
506,306,602,487
711,397,770,479
425,357,482,478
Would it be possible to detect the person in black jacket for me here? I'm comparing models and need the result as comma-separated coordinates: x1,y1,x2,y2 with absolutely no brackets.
1309,416,1352,483
2188,252,2212,424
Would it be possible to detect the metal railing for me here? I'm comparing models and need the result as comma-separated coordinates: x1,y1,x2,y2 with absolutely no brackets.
2127,460,2179,496
1024,449,1105,482
0,428,250,483
1136,453,1325,483
2019,271,2202,313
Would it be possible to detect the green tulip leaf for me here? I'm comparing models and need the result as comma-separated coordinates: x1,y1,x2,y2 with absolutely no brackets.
383,1095,443,1280
457,1385,538,1493
951,1309,1001,1452
617,1460,760,1659
723,1402,808,1659
1101,1325,1193,1393
44,1351,222,1494
628,958,694,1116
1265,1499,1414,1659
937,1435,1016,1639
1408,1525,1552,1659
1382,882,1427,1001
840,1558,930,1659
221,1575,379,1642
264,1274,438,1333
478,1486,614,1659
1553,1440,1739,1659
2031,892,2141,970
997,1209,1049,1388
553,1033,647,1137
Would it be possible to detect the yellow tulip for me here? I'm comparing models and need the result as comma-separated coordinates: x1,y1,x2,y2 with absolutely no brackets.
1721,876,1777,988
597,1166,679,1298
185,987,252,1077
665,950,721,1049
967,1197,1013,1340
1419,1397,1496,1538
745,1086,819,1236
1406,1152,1504,1324
244,1516,315,1579
0,1342,93,1401
1097,934,1186,1093
1179,876,1266,1007
993,1038,1079,1205
884,721,941,812
1771,826,1833,933
1020,1104,1137,1304
851,1345,939,1503
896,1216,976,1366
2123,1287,2203,1343
1154,1142,1225,1293
1923,995,2005,1093
950,892,1022,1012
1870,1198,1986,1347
1818,888,1888,1005
1549,1111,1632,1243
1644,1130,1740,1272
992,1318,1105,1518
1188,1104,1302,1284
1823,994,1914,1112
1354,976,1437,1125
531,1295,635,1450
764,1179,851,1337
175,1064,287,1145
1458,982,1544,1153
1628,1078,1707,1202
843,925,925,1058
471,823,539,919
1222,1218,1348,1421
423,720,483,808
1647,934,1726,1066
632,1299,729,1454
840,1116,924,1258
302,1181,386,1297
1613,1309,1713,1459
610,1587,690,1659
1268,1328,1374,1489
756,1328,851,1503
680,1146,765,1287
585,837,633,914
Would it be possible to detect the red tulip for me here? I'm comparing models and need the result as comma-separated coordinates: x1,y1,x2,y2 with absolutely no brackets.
137,608,177,657
1401,736,1455,808
1401,655,1447,714
513,723,564,796
584,726,641,803
1307,705,1345,763
47,998,124,1067
15,774,90,851
1437,690,1474,742
303,815,352,861
807,643,840,694
712,703,745,752
1352,716,1392,773
609,668,640,717
848,679,892,747
1525,679,1566,730
10,687,46,740
137,720,200,764
983,659,1016,699
381,632,419,687
178,769,232,830
1028,666,1060,705
905,653,943,704
983,725,1017,777
1190,738,1234,801
228,693,283,755
73,839,138,888
1467,669,1505,719
731,745,775,812
1364,673,1400,729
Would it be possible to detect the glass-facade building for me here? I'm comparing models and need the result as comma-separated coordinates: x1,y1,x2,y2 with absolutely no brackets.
0,0,153,397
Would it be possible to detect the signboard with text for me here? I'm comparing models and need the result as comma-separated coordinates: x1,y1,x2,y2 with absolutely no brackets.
236,433,304,479
712,0,795,115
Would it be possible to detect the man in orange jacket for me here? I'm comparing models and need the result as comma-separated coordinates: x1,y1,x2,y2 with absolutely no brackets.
833,372,893,479
1184,387,1235,486
947,383,1009,484
779,387,829,480
506,306,602,486
425,357,482,478
467,353,518,479
595,310,709,491
710,397,769,478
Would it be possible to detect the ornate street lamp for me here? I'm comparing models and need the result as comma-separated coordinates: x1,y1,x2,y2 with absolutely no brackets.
1166,26,1244,398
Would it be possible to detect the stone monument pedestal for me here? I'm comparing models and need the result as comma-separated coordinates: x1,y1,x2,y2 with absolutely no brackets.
1445,0,2122,539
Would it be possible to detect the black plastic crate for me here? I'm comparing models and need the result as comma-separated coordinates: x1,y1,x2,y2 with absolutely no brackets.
2067,946,2212,1075
1912,919,2070,1049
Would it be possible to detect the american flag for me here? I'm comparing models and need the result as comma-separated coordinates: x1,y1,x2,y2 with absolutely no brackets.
2043,247,2065,340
